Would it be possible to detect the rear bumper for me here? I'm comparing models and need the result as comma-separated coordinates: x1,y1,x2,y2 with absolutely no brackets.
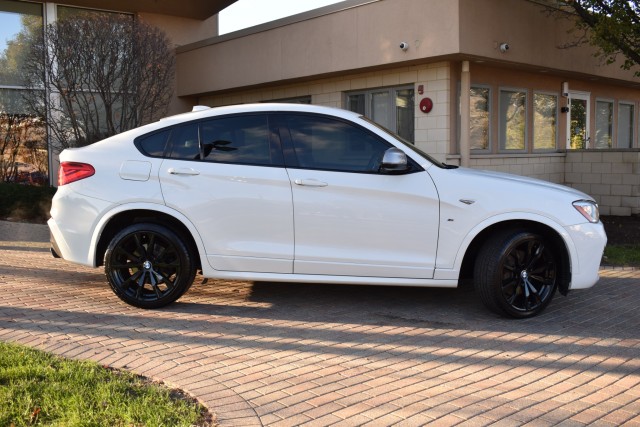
47,186,113,267
50,231,61,258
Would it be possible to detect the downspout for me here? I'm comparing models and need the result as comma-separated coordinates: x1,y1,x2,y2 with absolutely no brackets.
460,60,470,168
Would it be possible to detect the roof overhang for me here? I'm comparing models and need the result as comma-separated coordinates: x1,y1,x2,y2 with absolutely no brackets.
58,0,237,20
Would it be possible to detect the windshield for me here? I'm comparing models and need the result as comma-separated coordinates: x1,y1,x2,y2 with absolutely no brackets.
360,116,454,169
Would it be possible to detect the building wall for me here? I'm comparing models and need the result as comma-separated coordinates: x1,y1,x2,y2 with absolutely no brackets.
565,151,640,216
467,154,566,184
138,12,219,115
138,12,218,48
458,0,635,81
199,62,452,161
177,0,461,96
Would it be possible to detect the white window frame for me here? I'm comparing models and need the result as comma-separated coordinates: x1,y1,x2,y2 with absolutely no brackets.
566,91,591,149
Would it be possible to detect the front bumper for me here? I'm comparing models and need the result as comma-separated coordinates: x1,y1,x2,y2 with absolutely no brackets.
565,221,607,290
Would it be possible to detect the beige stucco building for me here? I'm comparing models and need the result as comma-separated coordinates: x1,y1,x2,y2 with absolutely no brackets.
175,0,640,215
2,0,640,215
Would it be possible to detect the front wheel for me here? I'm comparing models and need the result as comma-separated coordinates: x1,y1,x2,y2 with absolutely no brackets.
474,230,559,318
104,223,196,309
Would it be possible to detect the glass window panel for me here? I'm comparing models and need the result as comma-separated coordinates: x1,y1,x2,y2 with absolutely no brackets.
395,89,414,143
499,90,526,151
470,87,490,150
286,114,389,173
201,115,274,166
618,103,634,148
346,87,414,143
0,0,43,87
136,129,170,157
0,87,31,114
569,98,588,149
371,91,391,130
595,100,613,149
533,93,557,150
347,93,365,115
168,124,200,160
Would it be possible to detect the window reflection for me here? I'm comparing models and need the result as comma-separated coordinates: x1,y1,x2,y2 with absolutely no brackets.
0,0,42,87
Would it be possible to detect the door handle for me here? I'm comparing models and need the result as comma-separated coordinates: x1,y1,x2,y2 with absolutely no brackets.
168,167,200,176
294,178,328,187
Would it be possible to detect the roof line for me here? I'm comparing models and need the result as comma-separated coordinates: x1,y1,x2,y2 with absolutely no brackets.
177,0,380,53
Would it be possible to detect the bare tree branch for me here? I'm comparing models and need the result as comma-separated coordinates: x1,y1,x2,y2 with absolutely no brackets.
22,13,175,151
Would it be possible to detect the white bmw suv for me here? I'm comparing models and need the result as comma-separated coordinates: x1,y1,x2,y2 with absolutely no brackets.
49,103,607,318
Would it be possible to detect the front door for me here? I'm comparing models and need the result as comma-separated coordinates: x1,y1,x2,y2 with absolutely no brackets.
280,113,440,279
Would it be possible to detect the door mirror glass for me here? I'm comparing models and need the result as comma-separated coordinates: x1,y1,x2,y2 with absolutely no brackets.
381,147,409,173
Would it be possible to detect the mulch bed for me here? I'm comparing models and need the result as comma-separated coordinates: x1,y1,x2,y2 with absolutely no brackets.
601,215,640,246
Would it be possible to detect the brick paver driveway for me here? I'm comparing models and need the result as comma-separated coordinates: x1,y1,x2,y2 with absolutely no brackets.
1,220,639,426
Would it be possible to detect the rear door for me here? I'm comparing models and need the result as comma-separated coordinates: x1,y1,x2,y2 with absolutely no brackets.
159,114,294,273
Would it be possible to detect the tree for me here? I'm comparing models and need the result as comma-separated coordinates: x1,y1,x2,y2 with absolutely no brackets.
22,12,175,151
550,0,640,76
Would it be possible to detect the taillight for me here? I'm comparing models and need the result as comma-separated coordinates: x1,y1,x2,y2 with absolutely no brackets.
58,162,95,186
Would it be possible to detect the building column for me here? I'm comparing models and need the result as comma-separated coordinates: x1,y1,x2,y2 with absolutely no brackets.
460,60,470,167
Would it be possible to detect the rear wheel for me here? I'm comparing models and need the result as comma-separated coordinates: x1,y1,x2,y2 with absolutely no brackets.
104,223,196,309
474,229,558,318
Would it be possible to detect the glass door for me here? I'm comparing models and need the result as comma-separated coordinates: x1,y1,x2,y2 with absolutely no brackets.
567,92,590,149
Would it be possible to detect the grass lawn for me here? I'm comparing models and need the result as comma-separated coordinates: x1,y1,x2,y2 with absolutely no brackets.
603,245,640,267
0,341,210,427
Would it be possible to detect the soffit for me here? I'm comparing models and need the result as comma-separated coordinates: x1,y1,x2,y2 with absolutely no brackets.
57,0,238,20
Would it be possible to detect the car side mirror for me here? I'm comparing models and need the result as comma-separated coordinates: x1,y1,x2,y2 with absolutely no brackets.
380,147,410,174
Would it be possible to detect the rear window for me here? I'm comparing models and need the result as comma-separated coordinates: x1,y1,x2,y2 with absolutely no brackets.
136,130,170,157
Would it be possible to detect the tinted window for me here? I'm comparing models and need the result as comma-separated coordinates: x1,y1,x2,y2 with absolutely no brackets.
285,115,389,172
136,129,170,157
200,115,273,166
168,124,200,160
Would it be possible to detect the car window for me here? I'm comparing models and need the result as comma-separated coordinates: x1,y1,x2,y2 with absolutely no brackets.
284,114,390,173
136,129,171,157
168,123,200,160
200,115,274,166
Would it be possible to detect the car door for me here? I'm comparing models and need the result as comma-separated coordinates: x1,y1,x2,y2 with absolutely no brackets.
159,114,294,274
277,113,440,279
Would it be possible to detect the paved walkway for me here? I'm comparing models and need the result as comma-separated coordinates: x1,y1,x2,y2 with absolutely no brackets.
1,220,639,426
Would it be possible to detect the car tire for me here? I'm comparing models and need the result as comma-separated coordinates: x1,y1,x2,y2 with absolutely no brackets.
104,223,196,309
474,229,558,318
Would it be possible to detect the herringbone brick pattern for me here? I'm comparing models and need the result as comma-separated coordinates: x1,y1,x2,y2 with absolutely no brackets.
1,220,639,426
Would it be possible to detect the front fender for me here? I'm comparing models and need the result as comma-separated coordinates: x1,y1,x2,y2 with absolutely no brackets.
434,212,578,281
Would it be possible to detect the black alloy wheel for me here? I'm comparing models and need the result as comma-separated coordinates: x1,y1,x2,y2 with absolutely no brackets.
475,230,558,318
104,223,196,309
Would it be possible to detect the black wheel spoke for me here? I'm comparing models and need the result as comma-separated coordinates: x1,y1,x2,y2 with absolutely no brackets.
155,271,175,289
114,246,140,263
133,234,147,258
111,261,139,270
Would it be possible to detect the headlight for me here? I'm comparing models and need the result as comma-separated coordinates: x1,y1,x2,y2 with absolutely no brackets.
573,200,600,223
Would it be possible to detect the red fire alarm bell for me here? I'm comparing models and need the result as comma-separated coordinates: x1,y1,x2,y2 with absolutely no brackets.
420,98,433,113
